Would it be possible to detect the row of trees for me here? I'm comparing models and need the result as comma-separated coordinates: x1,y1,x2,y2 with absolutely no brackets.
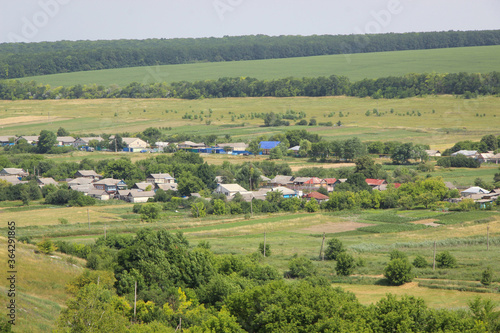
1,71,500,100
2,30,500,79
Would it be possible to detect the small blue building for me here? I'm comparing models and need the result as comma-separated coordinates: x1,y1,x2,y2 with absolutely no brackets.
259,141,281,155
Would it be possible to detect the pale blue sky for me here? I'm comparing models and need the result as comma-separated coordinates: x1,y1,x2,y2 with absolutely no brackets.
1,0,499,43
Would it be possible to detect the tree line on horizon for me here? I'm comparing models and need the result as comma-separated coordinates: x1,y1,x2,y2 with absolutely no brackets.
1,29,500,79
0,71,499,100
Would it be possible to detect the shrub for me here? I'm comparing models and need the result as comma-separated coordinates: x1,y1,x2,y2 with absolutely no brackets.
59,218,69,225
37,239,58,254
304,198,319,212
480,267,493,286
325,238,346,260
139,203,162,222
412,255,428,268
435,251,457,268
384,258,414,285
336,253,355,276
288,256,317,278
259,242,271,257
389,249,407,261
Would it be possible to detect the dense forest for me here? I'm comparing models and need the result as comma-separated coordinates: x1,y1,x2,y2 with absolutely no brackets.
1,30,500,79
1,71,499,100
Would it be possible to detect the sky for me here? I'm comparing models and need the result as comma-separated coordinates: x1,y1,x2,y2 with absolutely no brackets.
1,0,499,43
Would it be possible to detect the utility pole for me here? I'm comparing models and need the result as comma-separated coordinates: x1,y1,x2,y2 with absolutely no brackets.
432,241,436,271
320,232,326,261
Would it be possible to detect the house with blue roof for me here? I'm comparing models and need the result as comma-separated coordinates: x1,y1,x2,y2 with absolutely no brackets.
259,141,281,155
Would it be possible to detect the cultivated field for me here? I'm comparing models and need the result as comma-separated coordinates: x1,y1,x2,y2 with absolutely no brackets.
17,45,500,87
1,95,499,150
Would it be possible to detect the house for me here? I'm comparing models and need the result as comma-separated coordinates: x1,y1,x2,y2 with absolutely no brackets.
0,176,27,186
16,136,39,145
73,137,103,148
93,178,127,194
154,142,169,152
425,150,441,157
216,142,248,153
69,184,91,195
259,141,281,155
127,190,156,203
157,183,178,192
67,177,95,187
56,136,76,146
122,138,148,152
259,175,271,186
323,178,340,192
478,153,500,164
303,191,329,204
74,170,103,180
88,189,110,201
0,168,28,178
178,141,205,150
451,150,478,158
250,188,272,201
461,186,490,197
268,175,294,188
132,182,153,191
288,146,300,155
365,179,388,190
116,190,132,201
214,184,251,197
146,173,175,185
0,136,16,146
269,186,298,198
303,177,324,189
36,177,58,188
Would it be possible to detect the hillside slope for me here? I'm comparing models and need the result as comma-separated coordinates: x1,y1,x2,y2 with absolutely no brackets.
18,45,500,87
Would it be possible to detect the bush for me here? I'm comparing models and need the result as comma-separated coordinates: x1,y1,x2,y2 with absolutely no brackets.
59,218,69,225
480,267,493,286
325,238,345,260
412,255,428,268
384,258,414,285
435,251,457,268
37,239,58,254
335,253,355,276
259,242,271,257
288,256,317,278
139,203,162,222
389,249,407,261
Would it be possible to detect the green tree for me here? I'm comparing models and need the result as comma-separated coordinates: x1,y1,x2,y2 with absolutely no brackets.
436,251,457,268
213,199,227,215
57,127,70,136
412,255,428,268
324,238,345,260
288,256,317,278
139,203,162,222
269,146,283,160
191,201,207,218
177,171,206,196
57,283,129,332
259,242,271,256
480,134,498,151
384,258,414,285
37,129,57,153
37,239,58,254
335,253,355,276
480,267,493,286
304,198,320,212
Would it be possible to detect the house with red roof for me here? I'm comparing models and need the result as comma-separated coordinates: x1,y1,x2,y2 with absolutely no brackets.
365,179,387,190
323,178,340,192
303,191,329,204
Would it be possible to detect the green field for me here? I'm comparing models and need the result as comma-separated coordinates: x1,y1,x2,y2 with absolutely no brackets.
17,45,500,87
1,95,499,150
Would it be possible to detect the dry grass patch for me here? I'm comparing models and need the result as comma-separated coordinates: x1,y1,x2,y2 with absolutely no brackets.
299,221,375,234
334,282,500,309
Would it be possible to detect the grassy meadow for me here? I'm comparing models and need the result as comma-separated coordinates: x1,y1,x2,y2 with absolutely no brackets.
1,95,499,150
17,45,500,87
